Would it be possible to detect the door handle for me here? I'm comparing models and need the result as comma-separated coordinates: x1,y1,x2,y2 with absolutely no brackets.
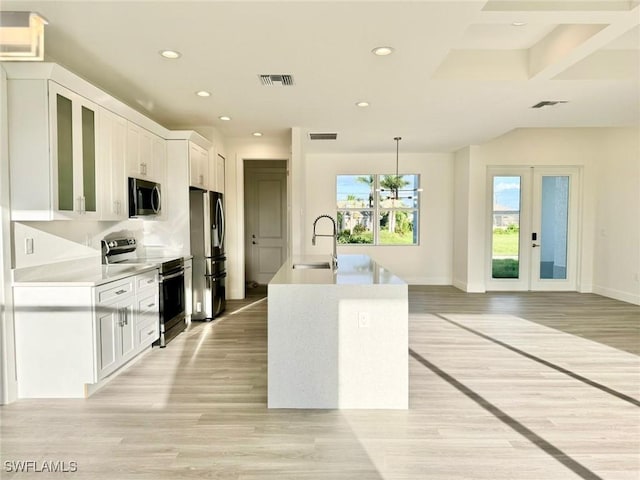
252,241,257,245
532,243,540,248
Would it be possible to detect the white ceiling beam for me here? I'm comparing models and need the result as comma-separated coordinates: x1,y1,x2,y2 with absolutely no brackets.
528,14,639,79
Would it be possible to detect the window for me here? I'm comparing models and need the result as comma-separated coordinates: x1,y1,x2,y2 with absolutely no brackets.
336,174,420,245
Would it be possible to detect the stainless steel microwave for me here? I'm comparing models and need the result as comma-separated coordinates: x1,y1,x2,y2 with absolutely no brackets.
128,177,161,217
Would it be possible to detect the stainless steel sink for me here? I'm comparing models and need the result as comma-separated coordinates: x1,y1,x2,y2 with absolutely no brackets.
292,262,331,270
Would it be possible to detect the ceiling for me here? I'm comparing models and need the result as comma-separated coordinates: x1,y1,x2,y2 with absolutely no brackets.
1,0,638,154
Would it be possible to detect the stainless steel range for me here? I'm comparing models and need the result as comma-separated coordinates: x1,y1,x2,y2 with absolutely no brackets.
102,238,186,347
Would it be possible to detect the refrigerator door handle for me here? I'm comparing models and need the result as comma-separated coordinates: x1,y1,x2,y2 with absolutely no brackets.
203,191,212,257
217,197,225,253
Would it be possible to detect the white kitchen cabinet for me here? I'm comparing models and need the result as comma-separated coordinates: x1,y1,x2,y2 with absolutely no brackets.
214,153,225,193
13,268,159,398
127,122,165,184
96,276,137,380
98,108,128,220
7,79,100,220
189,142,209,189
134,270,160,349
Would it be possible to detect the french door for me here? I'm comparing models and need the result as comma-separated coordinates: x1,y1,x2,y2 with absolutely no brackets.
486,167,580,291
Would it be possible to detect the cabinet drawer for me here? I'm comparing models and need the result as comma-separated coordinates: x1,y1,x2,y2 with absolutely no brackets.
136,271,158,292
97,278,134,303
138,292,158,315
137,318,159,346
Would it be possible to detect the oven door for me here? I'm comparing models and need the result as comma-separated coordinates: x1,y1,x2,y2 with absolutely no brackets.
159,269,186,346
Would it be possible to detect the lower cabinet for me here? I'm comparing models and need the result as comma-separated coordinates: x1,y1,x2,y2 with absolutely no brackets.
96,295,136,380
96,270,158,381
13,268,159,398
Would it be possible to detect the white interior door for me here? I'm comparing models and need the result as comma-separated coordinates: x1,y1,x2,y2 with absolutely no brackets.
244,161,287,286
486,166,580,291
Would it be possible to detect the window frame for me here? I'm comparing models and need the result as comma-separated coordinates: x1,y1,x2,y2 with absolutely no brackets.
336,174,420,246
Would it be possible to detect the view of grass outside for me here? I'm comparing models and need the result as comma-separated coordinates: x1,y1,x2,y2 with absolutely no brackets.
492,225,519,278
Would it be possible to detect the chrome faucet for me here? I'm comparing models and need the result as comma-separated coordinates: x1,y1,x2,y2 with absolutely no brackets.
312,214,338,269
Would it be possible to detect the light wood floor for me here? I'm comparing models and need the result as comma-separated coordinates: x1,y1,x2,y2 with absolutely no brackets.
1,287,638,479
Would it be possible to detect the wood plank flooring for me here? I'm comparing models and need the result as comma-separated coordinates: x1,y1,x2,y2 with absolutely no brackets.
1,287,638,479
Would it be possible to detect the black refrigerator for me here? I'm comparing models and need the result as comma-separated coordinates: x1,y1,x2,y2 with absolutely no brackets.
189,188,226,321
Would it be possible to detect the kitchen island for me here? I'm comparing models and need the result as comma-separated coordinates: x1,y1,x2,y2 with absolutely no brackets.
268,254,408,409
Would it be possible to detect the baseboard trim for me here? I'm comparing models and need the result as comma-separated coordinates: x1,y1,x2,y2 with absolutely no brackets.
593,285,640,306
402,276,451,285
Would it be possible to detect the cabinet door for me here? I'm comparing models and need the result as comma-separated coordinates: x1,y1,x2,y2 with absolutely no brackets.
151,134,166,185
49,82,99,218
97,307,119,380
189,143,208,188
215,154,225,193
99,108,127,220
120,300,136,361
126,122,143,179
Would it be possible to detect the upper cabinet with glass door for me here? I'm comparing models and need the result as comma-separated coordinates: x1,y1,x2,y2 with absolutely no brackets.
6,78,99,220
49,82,99,219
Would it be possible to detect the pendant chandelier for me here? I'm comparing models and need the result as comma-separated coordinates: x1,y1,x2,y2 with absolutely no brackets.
378,136,422,201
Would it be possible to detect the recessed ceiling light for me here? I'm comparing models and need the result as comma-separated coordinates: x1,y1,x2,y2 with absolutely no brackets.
511,22,527,27
356,101,370,107
219,116,231,121
252,132,263,137
160,50,181,59
372,46,394,56
196,90,211,97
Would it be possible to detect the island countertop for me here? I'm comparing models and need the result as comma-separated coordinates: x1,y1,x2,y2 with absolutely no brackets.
269,254,406,286
268,253,408,409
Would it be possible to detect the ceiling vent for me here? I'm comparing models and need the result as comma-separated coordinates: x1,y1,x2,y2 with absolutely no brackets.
259,74,294,86
309,132,338,140
531,100,568,109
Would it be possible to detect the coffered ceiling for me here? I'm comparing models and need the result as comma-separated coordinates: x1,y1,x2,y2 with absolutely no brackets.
1,1,638,153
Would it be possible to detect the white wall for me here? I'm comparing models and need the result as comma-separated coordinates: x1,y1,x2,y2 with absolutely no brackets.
453,147,471,290
225,135,291,299
0,65,17,404
457,127,638,303
592,128,640,304
304,152,455,284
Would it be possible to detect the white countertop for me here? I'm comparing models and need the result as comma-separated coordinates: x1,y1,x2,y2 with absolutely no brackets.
269,254,406,286
13,259,159,287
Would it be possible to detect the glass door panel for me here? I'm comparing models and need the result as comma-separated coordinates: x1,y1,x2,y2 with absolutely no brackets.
81,105,97,212
491,176,521,279
539,176,569,279
56,94,74,211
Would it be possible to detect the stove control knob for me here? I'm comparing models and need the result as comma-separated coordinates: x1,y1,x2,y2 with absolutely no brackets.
108,241,117,248
128,239,136,245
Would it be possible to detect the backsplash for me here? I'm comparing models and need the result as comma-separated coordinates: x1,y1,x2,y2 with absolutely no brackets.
12,219,145,269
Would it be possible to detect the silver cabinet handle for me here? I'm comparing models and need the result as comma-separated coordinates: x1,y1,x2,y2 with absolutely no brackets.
147,302,155,308
115,289,127,295
147,329,155,336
